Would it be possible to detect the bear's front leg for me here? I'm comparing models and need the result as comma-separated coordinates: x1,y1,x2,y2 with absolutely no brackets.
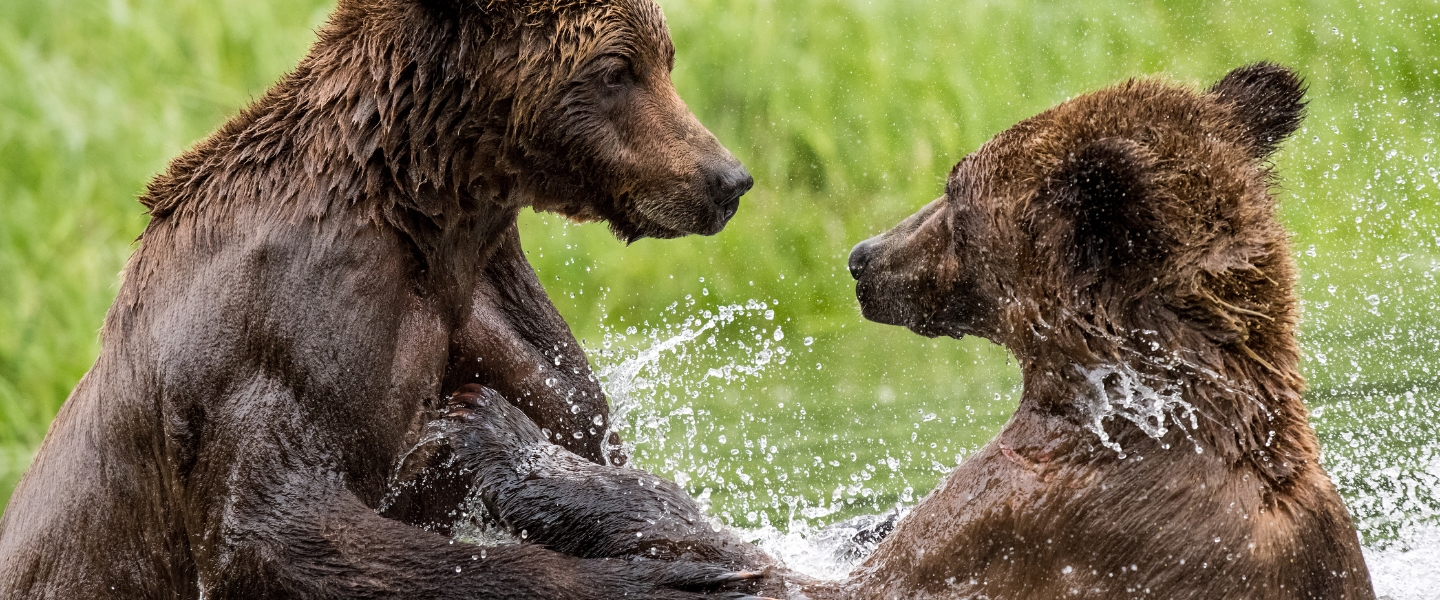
192,387,769,600
447,224,623,465
386,224,623,537
443,384,775,571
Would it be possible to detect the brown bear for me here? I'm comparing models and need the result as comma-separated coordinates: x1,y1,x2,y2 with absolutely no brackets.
0,0,758,598
844,62,1375,598
451,63,1378,600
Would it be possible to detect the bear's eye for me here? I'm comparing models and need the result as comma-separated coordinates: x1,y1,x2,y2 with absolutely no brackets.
599,58,636,90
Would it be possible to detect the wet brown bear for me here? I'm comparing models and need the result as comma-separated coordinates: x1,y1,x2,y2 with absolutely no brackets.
845,63,1375,598
0,0,758,598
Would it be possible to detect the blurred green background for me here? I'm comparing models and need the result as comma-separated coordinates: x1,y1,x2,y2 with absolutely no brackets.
1,0,1437,543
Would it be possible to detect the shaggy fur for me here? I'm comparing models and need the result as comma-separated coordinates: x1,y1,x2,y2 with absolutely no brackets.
0,0,755,598
844,63,1374,599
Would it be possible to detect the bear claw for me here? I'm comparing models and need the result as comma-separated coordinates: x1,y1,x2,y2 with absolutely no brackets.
710,571,764,584
445,383,497,419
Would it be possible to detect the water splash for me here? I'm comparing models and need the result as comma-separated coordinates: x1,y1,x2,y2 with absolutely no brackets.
450,490,523,548
582,299,914,580
378,420,455,514
592,298,793,504
1366,520,1440,600
745,510,906,580
1358,454,1440,600
1317,387,1440,598
382,418,522,548
1076,362,1200,457
598,298,790,436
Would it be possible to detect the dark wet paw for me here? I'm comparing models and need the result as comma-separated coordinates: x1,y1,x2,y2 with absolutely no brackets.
441,384,550,464
656,563,762,591
604,559,772,599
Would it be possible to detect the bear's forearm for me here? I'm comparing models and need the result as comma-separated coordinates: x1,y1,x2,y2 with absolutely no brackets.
446,224,619,464
208,479,755,600
446,385,772,570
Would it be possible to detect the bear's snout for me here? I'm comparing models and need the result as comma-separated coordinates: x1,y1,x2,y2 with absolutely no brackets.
849,235,911,329
705,160,753,225
848,237,880,280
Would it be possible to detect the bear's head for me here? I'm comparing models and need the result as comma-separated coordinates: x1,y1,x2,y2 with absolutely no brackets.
331,0,751,241
848,64,1306,365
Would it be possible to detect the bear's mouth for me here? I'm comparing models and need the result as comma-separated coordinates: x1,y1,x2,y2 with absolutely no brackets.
856,276,974,340
605,200,688,243
855,277,921,330
608,190,737,243
908,318,970,340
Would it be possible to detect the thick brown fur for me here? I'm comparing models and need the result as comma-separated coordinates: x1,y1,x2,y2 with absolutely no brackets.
0,0,756,598
842,63,1375,599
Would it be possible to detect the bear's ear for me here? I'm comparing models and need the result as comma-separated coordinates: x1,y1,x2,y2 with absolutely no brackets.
1208,62,1307,159
1048,137,1167,272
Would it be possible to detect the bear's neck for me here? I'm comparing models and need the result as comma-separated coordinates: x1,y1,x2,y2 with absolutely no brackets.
1014,319,1317,488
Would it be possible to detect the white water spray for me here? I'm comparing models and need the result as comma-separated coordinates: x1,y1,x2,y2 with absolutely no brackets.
1076,362,1201,457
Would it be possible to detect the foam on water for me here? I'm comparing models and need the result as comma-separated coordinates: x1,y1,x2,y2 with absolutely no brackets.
1355,456,1440,599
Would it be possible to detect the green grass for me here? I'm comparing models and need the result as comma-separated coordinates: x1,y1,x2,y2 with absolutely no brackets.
2,0,1438,541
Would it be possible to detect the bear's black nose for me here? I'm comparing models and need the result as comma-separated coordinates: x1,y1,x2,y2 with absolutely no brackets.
710,164,753,223
848,238,878,280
